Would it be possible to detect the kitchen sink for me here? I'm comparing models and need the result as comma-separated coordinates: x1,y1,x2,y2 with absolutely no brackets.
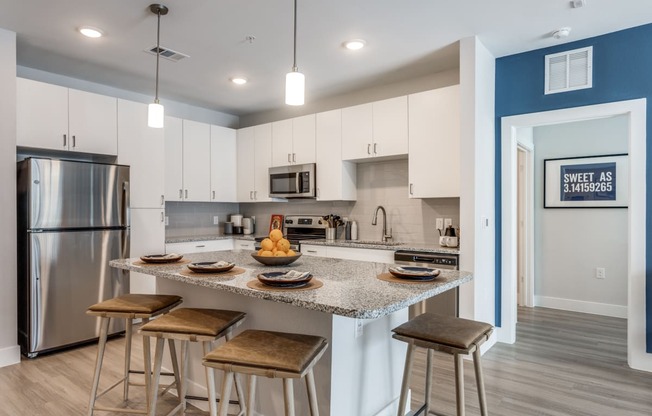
350,240,404,247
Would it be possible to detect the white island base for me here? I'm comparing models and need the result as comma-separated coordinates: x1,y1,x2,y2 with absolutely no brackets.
157,278,408,416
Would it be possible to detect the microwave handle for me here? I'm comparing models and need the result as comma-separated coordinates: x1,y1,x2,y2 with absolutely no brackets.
296,172,301,193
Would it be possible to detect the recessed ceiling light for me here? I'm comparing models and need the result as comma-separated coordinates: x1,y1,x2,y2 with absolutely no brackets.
343,39,366,50
79,26,103,38
231,77,248,85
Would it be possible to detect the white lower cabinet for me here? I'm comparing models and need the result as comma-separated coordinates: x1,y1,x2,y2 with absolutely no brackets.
130,208,166,294
300,244,394,264
233,239,256,251
166,239,234,254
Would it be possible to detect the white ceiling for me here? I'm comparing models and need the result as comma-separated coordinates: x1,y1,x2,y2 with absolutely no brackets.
0,0,650,116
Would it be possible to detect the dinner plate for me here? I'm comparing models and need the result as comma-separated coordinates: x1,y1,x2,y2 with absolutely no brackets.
388,266,441,281
140,253,184,264
187,261,235,273
257,271,313,287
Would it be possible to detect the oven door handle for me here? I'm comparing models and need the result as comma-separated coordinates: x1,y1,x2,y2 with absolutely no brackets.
412,256,436,263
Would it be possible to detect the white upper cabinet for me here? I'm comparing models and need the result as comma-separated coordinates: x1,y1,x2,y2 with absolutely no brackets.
164,117,211,202
271,114,316,167
210,125,237,202
315,109,356,201
408,85,460,198
181,120,211,202
341,96,408,161
164,116,184,201
237,124,273,202
117,99,165,209
17,78,117,155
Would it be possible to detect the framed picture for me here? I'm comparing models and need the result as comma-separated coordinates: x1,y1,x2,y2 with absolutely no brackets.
544,153,628,208
269,214,284,232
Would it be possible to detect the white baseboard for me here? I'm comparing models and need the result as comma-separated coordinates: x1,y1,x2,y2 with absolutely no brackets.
0,345,21,368
534,295,627,318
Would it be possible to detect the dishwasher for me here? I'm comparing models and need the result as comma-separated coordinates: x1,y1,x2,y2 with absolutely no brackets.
394,250,459,319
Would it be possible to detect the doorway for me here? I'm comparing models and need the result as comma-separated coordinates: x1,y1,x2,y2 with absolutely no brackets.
499,99,650,371
516,145,533,308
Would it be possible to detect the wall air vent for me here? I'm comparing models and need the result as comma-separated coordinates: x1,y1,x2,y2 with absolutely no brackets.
145,45,189,62
544,46,592,94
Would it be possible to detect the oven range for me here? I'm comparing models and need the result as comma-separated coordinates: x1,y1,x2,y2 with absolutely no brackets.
254,215,328,251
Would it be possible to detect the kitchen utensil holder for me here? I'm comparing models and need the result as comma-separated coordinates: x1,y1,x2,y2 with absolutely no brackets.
326,228,336,241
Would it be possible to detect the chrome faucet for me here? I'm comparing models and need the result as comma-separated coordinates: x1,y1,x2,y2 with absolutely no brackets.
372,205,392,242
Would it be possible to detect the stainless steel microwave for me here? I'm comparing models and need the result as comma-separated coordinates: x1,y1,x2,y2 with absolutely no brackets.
269,163,316,198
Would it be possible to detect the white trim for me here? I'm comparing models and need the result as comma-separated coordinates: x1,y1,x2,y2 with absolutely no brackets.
501,99,650,371
534,296,627,319
0,345,20,368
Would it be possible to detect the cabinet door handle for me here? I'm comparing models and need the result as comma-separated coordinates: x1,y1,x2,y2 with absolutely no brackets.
292,153,296,162
250,191,253,200
196,245,206,248
288,153,292,163
72,135,76,148
317,188,320,198
160,212,164,222
212,190,216,200
409,183,414,195
373,143,377,154
184,189,188,199
307,250,317,254
63,134,67,147
160,195,164,206
254,190,257,200
367,143,371,155
179,189,183,199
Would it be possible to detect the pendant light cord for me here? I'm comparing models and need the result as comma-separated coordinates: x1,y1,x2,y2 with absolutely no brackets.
292,0,298,71
154,9,161,103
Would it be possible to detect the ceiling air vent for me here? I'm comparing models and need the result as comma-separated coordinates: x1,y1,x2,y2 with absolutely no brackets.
544,46,592,94
145,45,189,62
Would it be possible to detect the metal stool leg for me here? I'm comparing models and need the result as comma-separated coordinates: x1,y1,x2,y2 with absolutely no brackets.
283,378,295,416
167,338,182,408
218,370,234,416
123,318,133,401
141,317,152,415
203,341,218,416
180,340,189,414
396,343,415,416
224,331,247,416
87,317,111,416
473,349,488,416
246,375,256,416
147,338,166,416
454,353,465,416
305,368,319,416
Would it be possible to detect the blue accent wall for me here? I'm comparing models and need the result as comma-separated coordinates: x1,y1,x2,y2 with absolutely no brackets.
495,23,652,351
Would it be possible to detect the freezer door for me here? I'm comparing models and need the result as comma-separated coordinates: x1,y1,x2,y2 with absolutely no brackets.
23,158,130,229
26,229,129,355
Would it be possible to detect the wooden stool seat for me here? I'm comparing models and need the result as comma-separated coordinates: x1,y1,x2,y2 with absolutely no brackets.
392,313,493,416
203,329,328,416
140,308,247,416
86,294,183,416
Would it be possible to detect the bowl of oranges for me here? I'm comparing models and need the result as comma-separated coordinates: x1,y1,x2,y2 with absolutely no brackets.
251,229,302,266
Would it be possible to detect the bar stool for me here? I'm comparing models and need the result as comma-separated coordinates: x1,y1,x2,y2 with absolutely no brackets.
392,313,493,416
86,294,183,416
203,329,328,416
140,308,247,416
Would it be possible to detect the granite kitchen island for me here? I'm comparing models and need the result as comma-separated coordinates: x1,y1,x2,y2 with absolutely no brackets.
111,250,472,416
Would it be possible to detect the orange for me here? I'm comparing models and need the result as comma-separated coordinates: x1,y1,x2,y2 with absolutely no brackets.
269,228,283,242
277,238,290,253
260,250,273,257
274,251,287,257
260,238,274,251
271,247,278,254
287,249,297,257
257,248,264,255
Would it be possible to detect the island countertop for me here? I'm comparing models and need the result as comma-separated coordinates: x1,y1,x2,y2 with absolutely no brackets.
111,250,472,319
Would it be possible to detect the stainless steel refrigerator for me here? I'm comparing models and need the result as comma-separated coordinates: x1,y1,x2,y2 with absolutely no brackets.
17,158,130,357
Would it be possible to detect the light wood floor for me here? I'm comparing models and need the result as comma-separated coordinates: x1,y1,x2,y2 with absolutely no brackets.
0,307,650,415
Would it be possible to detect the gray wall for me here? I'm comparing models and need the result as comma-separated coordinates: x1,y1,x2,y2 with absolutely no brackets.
0,28,18,366
533,115,628,312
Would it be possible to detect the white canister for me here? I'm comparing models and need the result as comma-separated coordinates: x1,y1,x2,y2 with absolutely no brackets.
351,220,358,240
243,218,253,235
231,214,243,227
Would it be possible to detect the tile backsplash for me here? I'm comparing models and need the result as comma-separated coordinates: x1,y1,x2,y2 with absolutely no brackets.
166,159,460,246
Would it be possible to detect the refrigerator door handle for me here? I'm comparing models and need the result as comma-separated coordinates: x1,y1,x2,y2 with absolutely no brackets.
122,181,130,227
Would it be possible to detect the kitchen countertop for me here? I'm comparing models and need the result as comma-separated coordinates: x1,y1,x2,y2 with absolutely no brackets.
110,250,471,319
301,239,461,255
166,235,256,244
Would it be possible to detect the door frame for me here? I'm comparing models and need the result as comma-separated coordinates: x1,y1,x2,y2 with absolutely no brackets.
499,99,650,371
516,144,534,308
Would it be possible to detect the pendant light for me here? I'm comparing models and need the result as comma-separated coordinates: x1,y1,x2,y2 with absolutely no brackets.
285,0,304,106
148,4,168,128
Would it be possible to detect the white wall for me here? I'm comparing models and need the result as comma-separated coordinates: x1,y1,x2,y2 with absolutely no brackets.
0,28,19,367
533,116,628,317
459,36,496,336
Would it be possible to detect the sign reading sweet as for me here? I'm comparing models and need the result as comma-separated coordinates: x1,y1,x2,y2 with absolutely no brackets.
560,162,616,201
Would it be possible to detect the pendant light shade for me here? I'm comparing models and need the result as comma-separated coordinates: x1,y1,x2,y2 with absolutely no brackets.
148,4,168,128
285,0,304,106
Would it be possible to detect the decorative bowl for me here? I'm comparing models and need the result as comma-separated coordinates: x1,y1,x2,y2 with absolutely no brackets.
251,252,302,266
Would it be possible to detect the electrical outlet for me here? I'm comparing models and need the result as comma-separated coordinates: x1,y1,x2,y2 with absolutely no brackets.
436,218,444,230
596,267,606,279
444,218,452,229
164,216,169,226
213,215,219,225
354,319,364,338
